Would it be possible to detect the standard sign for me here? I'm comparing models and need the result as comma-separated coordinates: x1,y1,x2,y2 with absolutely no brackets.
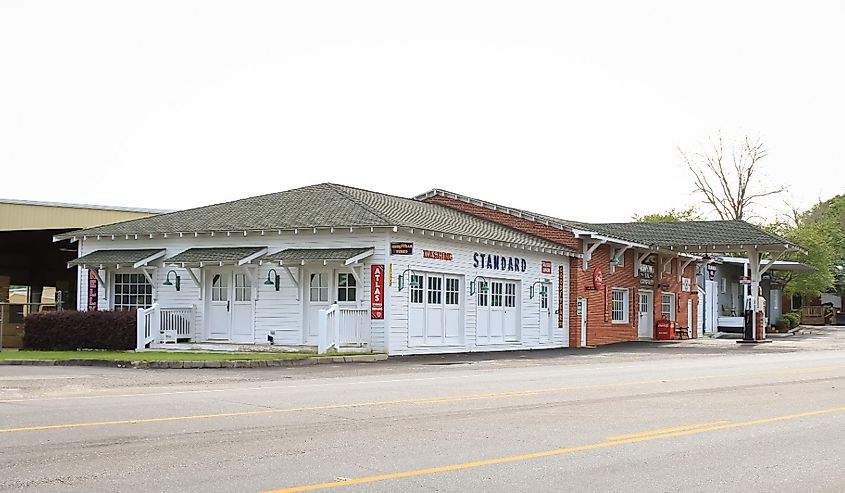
390,242,414,255
371,265,385,320
542,260,552,274
473,252,527,272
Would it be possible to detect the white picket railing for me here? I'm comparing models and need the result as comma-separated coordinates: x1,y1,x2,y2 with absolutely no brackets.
337,307,370,346
136,304,160,351
136,304,195,351
161,306,195,342
317,304,370,354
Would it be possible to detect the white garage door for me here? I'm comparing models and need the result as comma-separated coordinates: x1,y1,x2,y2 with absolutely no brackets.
477,279,520,345
409,273,463,347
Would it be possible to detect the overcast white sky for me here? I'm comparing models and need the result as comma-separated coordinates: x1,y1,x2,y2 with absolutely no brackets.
1,1,842,222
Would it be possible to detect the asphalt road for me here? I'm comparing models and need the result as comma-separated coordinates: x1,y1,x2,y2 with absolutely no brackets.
1,329,844,493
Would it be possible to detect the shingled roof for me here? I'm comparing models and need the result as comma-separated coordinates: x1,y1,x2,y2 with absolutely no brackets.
415,189,802,253
57,184,575,255
583,220,800,252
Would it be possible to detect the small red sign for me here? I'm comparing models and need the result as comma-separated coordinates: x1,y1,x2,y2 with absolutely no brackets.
593,268,604,290
423,250,453,261
371,265,385,320
542,260,552,274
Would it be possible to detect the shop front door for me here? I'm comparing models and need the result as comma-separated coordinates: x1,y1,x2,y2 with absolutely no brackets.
539,282,553,343
207,269,231,340
638,290,653,338
305,270,330,344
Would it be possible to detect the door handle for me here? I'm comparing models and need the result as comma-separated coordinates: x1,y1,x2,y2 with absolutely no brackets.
227,300,230,312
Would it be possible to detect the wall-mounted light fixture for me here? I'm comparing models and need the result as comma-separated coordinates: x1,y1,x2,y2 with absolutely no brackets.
529,280,545,299
398,268,419,292
469,275,489,296
163,270,181,291
264,268,280,291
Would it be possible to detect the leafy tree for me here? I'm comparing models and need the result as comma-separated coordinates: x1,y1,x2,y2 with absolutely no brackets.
777,194,845,297
632,207,700,223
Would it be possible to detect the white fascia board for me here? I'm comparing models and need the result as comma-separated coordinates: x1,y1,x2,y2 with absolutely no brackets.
238,248,268,266
345,248,375,265
133,250,167,268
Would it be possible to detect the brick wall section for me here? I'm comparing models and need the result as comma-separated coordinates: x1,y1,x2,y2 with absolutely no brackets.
424,195,698,346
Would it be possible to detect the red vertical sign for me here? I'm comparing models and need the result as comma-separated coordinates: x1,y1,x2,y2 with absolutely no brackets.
87,270,98,311
371,265,385,320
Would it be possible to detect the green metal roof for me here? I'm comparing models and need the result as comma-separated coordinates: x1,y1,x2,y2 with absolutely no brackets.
165,247,267,265
263,248,374,264
68,249,165,269
57,184,573,255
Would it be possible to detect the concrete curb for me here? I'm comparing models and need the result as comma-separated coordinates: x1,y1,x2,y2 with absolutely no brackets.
0,354,388,369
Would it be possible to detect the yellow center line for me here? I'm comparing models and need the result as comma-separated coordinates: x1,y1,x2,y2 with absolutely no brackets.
264,406,845,493
606,420,730,440
1,364,843,434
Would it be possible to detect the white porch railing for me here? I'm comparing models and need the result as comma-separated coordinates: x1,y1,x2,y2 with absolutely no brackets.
161,306,196,342
136,304,160,351
136,304,196,351
318,304,370,354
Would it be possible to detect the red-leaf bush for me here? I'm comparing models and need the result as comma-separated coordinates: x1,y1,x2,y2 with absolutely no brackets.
23,310,136,350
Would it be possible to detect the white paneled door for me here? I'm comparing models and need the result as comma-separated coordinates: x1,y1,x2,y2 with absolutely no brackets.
206,269,255,343
208,270,230,340
409,273,463,347
638,290,654,338
539,282,553,344
477,279,519,345
306,271,330,344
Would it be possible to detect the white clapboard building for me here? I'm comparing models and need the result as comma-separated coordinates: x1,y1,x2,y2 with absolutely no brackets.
57,184,577,355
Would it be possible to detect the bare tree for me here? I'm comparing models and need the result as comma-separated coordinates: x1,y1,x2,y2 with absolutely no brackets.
679,131,786,220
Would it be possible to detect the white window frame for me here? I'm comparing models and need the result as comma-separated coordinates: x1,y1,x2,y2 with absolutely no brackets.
234,273,252,302
611,288,629,324
661,292,676,320
112,272,153,311
336,272,358,303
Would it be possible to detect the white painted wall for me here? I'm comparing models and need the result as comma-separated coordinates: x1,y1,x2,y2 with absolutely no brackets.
76,230,388,349
75,229,571,355
385,233,570,355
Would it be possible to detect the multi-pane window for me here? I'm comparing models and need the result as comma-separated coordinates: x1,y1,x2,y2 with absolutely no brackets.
427,276,443,305
477,282,489,307
661,293,675,320
410,275,424,304
337,273,357,302
211,273,228,302
491,282,503,307
113,273,153,310
639,292,649,313
540,285,549,309
234,273,251,302
309,273,328,302
445,278,460,305
611,288,629,323
504,283,516,308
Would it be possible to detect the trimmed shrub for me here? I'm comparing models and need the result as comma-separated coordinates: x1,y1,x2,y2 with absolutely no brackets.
23,310,136,350
780,312,801,330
